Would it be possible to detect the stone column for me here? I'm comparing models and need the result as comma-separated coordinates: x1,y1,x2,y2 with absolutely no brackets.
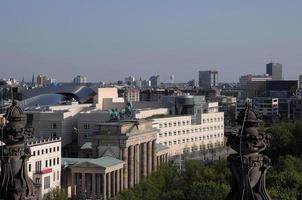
147,141,152,176
76,173,80,196
122,147,128,189
92,173,96,198
71,171,75,198
152,140,157,171
107,172,111,198
160,155,164,165
81,173,86,194
128,145,134,187
142,143,147,177
135,144,140,184
120,168,124,192
157,156,160,169
96,174,101,198
103,173,106,200
117,169,120,194
112,171,116,196
87,173,91,197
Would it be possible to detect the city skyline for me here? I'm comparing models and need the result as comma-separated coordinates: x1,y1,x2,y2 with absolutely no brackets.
1,1,302,82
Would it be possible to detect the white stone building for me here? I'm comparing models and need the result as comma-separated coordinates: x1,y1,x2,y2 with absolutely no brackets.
27,137,62,198
152,102,224,156
25,103,92,146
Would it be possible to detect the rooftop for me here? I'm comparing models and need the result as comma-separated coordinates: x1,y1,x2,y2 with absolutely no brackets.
26,137,61,146
62,156,124,168
80,142,93,150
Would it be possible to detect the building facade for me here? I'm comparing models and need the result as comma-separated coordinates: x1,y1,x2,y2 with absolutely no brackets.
253,97,279,122
266,62,282,80
239,74,272,89
73,75,87,85
149,75,160,88
126,88,140,102
199,70,218,88
37,74,47,87
27,137,62,198
25,103,91,146
152,102,224,156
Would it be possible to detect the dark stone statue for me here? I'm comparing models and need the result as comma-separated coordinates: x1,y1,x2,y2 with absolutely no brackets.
225,103,271,200
108,89,135,121
0,101,38,200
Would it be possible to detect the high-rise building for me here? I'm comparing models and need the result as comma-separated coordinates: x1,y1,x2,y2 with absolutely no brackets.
266,62,282,80
149,75,160,88
125,76,135,86
73,75,87,85
169,74,174,83
142,80,151,88
199,70,218,88
31,73,35,86
37,74,47,87
299,75,302,88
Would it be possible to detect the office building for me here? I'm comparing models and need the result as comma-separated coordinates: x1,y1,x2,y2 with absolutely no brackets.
152,102,224,156
37,74,47,87
25,102,92,146
125,76,135,86
73,75,87,85
291,98,302,120
299,75,302,88
149,75,160,88
142,80,151,88
199,70,218,88
239,74,272,89
169,74,175,84
253,97,279,123
266,62,282,80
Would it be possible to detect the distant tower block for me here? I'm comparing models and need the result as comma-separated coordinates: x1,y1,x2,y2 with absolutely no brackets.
170,74,174,83
266,62,282,80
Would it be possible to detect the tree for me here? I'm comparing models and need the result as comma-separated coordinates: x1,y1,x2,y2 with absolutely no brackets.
43,187,68,200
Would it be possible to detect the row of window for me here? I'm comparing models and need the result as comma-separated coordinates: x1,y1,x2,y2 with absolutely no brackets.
29,157,60,172
202,117,224,123
160,133,224,146
159,120,190,128
32,146,60,156
158,118,223,129
158,126,224,137
182,142,224,152
45,157,60,168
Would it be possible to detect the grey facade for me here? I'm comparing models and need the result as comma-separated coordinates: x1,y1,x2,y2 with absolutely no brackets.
266,62,282,80
149,75,160,88
199,70,218,88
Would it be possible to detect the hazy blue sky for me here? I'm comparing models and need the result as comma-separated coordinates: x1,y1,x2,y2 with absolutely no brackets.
0,0,301,82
